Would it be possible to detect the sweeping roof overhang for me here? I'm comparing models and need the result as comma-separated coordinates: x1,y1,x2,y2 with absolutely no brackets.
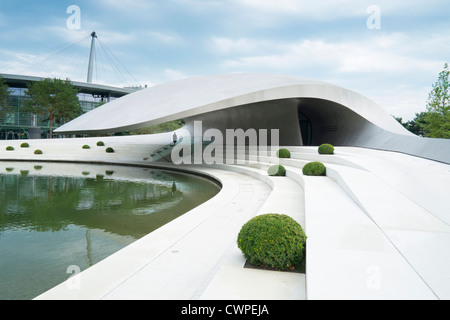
55,73,409,136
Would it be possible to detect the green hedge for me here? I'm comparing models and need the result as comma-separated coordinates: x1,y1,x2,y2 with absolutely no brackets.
318,143,334,155
34,149,43,155
267,165,286,176
105,147,114,153
6,146,14,151
237,214,306,271
96,141,105,146
302,161,326,176
20,142,30,148
276,148,291,158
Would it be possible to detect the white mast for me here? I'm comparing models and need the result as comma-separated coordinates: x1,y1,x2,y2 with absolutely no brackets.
87,31,97,83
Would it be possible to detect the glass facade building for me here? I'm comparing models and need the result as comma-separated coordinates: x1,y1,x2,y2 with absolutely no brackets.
0,74,137,139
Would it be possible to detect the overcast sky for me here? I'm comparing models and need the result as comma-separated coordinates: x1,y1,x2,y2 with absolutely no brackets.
0,0,449,120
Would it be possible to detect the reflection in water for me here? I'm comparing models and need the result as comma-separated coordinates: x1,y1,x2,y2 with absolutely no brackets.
0,162,220,300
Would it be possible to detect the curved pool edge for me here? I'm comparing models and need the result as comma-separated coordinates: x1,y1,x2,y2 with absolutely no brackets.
0,137,306,300
33,163,306,300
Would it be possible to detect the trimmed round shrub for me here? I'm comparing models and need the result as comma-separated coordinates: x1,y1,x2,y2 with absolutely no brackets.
318,143,334,155
82,145,90,149
267,165,286,176
237,214,306,271
302,161,326,176
6,146,14,151
34,149,43,155
96,141,105,146
276,148,291,158
105,147,114,153
20,142,30,148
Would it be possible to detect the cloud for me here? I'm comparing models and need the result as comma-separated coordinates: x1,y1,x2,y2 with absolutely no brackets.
144,31,183,45
235,0,366,19
210,37,270,54
97,0,153,11
220,34,444,76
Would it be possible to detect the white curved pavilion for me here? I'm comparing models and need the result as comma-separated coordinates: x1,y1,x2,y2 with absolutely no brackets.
3,73,447,301
55,73,450,164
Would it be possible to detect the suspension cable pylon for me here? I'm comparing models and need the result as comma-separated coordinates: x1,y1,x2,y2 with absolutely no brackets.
87,31,97,83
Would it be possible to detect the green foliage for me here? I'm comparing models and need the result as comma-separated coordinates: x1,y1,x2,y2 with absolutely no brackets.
6,146,14,151
424,63,450,138
267,165,286,176
128,119,185,135
318,143,334,154
20,142,30,148
24,78,82,138
96,141,105,146
276,148,291,158
82,145,90,149
302,161,326,176
105,147,114,153
34,149,43,155
237,214,306,271
395,112,428,136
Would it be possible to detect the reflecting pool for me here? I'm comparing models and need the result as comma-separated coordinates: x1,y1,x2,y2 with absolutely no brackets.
0,162,220,300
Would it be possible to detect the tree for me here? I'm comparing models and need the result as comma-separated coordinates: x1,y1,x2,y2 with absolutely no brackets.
24,78,82,138
423,63,450,138
394,112,428,136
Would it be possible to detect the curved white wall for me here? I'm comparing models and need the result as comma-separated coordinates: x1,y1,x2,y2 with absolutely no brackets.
55,73,450,164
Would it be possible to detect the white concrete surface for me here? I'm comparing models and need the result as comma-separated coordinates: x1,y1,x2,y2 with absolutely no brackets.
1,136,449,300
55,74,407,137
52,73,450,164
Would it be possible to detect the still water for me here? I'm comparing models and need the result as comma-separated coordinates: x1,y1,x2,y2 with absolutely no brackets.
0,162,220,300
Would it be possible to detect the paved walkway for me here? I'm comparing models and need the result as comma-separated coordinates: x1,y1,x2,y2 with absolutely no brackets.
1,136,449,300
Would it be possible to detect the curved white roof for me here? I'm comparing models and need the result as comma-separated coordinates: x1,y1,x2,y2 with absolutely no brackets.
55,73,409,136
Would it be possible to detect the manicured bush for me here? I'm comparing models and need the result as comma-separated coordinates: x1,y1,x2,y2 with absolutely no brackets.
34,149,43,155
237,214,306,271
302,161,326,176
105,147,114,153
96,141,105,146
318,143,334,155
276,148,291,158
267,165,286,176
82,145,90,149
6,146,14,151
20,142,30,148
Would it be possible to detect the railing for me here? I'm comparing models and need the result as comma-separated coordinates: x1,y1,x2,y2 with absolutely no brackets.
148,137,184,162
146,137,214,163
